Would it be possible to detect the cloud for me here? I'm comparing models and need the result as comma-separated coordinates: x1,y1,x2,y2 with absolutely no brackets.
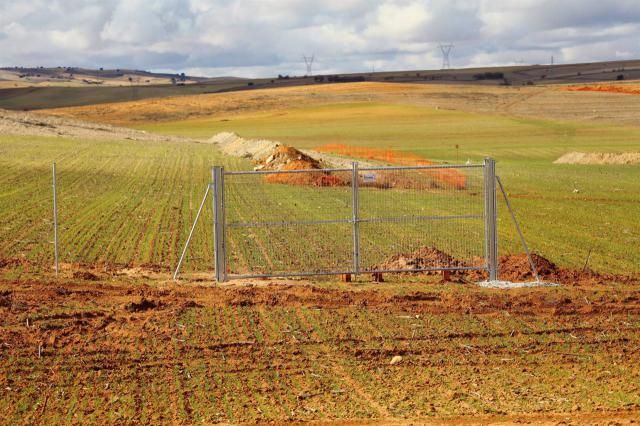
0,0,638,76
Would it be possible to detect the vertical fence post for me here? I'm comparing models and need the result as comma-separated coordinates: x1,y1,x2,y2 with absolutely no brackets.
212,166,226,283
52,162,59,276
483,158,498,281
351,162,360,274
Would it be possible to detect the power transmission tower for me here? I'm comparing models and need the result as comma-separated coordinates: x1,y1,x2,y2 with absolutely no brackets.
303,54,315,76
439,44,454,69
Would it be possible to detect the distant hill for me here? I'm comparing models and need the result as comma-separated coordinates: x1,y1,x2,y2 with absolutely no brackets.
0,59,639,111
0,66,211,88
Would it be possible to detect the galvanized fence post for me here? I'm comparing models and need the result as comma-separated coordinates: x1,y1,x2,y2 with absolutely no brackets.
351,162,360,274
212,166,227,282
52,162,59,276
483,158,498,281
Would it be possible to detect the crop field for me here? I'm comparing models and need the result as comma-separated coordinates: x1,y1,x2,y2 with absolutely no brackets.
1,279,640,424
0,133,486,278
133,94,640,275
23,83,639,274
1,80,640,424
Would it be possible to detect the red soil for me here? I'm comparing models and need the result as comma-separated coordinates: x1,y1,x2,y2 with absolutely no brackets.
262,145,348,187
565,84,640,96
315,144,467,189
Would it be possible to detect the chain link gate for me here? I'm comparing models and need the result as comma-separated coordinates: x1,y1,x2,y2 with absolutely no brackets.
211,159,498,282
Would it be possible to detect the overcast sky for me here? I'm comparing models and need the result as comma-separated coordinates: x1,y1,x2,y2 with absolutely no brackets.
1,0,639,77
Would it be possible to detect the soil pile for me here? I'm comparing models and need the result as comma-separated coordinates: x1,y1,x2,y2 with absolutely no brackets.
210,132,281,162
261,145,348,187
467,253,635,285
211,132,347,186
375,246,464,272
554,151,640,165
496,253,559,282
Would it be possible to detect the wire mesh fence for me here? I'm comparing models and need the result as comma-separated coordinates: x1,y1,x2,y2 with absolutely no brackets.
219,162,492,280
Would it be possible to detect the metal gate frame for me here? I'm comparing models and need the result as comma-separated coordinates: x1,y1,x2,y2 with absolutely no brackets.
211,158,498,282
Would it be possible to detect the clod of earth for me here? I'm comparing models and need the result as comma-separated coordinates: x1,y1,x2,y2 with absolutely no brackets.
72,270,99,281
125,297,161,312
375,246,464,273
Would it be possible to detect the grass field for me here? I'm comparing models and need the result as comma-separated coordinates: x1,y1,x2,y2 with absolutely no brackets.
2,84,639,275
0,133,486,278
138,100,640,274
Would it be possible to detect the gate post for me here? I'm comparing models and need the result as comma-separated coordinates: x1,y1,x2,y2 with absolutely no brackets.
483,158,498,281
351,162,360,274
212,166,227,282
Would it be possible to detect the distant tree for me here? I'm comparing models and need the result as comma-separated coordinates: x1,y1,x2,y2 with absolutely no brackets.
473,72,504,80
617,74,625,81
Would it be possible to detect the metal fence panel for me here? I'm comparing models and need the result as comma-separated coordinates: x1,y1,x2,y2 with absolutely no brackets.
218,162,490,281
223,169,354,278
357,165,485,272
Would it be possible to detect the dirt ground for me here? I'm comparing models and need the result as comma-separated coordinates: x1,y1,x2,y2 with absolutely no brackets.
1,269,639,425
0,107,202,143
554,151,640,165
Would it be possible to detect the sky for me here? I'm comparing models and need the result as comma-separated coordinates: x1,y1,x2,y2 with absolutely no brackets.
1,0,639,78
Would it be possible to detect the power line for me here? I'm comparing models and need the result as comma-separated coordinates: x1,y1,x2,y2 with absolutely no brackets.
303,54,315,76
439,44,454,69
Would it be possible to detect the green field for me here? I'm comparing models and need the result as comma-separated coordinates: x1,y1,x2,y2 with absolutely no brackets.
1,98,639,276
0,134,486,277
140,102,640,274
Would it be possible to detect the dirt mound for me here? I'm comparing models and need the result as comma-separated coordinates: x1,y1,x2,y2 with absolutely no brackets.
375,246,464,272
554,151,640,165
211,132,347,187
125,297,161,312
210,132,280,162
468,253,635,285
497,253,559,282
261,145,348,187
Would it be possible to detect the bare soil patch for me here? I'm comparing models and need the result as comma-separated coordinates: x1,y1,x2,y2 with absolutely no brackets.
565,83,640,96
554,151,640,165
374,246,464,273
0,107,200,143
1,275,640,423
